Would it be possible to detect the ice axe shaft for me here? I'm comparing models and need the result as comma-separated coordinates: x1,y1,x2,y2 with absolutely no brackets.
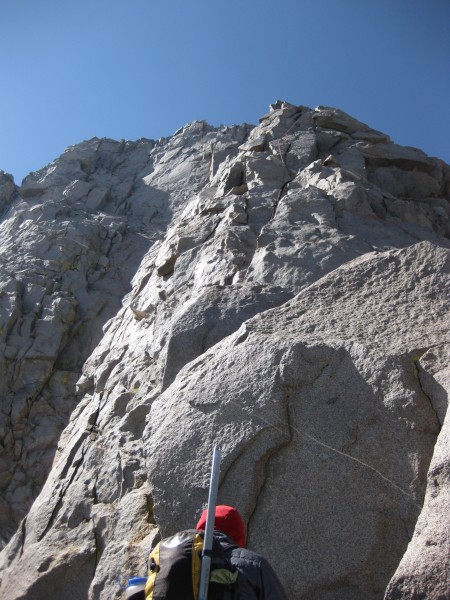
198,447,221,600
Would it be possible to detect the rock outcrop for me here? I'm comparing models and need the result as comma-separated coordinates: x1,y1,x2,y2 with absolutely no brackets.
0,102,448,599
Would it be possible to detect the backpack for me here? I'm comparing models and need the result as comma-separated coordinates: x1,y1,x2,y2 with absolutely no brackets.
145,529,238,600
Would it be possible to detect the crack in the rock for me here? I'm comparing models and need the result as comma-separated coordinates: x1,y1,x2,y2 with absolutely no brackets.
246,381,293,530
268,111,308,220
410,350,443,432
118,449,125,499
270,178,292,220
87,392,105,432
201,216,223,245
95,346,128,392
91,516,101,575
132,266,155,299
37,435,89,542
19,515,27,558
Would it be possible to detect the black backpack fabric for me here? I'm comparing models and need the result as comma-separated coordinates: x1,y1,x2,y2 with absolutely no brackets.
145,529,237,600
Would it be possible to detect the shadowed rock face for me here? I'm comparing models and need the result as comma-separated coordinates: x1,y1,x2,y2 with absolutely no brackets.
0,102,449,599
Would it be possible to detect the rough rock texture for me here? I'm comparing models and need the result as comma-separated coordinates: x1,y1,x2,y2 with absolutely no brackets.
0,102,449,599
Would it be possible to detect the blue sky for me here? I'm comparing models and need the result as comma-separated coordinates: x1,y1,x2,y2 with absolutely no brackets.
1,0,449,183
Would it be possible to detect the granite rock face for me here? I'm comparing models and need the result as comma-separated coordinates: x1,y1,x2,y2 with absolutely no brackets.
0,102,449,599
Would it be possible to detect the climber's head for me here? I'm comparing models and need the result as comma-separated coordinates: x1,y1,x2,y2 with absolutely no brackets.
196,504,247,548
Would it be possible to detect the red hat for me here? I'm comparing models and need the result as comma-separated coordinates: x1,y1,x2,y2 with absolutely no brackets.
196,505,247,548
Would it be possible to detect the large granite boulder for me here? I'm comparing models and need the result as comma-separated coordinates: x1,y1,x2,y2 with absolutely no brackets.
0,102,449,598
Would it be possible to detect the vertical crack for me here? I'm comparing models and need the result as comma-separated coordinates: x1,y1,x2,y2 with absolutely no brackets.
247,379,293,529
270,178,292,220
19,515,27,557
269,111,305,220
410,350,442,431
37,434,90,542
92,517,101,575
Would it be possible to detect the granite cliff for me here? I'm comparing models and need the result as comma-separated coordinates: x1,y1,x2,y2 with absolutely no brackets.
0,102,449,599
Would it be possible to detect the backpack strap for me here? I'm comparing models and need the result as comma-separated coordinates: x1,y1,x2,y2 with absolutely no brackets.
145,542,161,600
213,532,239,554
192,532,204,598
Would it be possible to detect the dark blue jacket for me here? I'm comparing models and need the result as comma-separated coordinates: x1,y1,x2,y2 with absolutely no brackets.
215,532,288,600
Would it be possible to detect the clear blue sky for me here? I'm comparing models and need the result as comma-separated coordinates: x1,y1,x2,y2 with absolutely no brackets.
1,0,449,183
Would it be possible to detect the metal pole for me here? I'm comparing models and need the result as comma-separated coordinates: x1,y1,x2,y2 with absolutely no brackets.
198,447,221,600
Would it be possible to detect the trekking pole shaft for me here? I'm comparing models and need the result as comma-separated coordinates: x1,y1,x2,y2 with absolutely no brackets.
198,447,221,600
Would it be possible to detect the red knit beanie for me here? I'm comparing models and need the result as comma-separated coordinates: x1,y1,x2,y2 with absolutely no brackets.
196,505,247,548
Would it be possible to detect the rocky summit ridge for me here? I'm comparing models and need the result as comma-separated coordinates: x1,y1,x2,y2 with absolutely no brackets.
0,101,449,599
